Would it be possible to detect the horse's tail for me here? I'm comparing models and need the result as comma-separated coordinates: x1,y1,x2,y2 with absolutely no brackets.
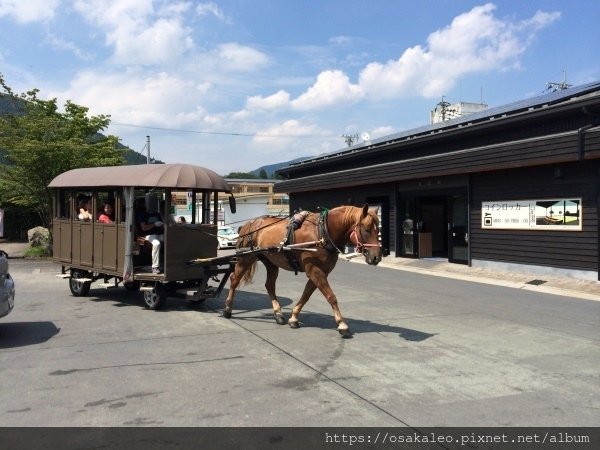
240,259,257,285
236,219,261,285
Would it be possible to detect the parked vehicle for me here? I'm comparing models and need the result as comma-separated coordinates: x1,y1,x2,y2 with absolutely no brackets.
48,163,237,310
217,226,239,249
0,250,15,318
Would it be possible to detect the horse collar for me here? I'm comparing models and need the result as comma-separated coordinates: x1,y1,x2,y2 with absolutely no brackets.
318,210,343,254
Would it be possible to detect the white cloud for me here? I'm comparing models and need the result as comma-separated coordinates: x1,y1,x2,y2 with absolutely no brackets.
196,2,232,24
0,0,59,23
215,43,270,72
51,70,209,127
108,17,194,65
43,32,94,61
359,3,560,99
291,70,363,110
249,2,562,112
74,0,194,66
245,90,291,111
74,0,154,27
329,35,353,45
251,120,325,153
521,10,562,31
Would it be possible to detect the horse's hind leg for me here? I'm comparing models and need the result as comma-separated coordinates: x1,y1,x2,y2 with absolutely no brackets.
263,259,286,325
223,256,254,318
288,279,317,329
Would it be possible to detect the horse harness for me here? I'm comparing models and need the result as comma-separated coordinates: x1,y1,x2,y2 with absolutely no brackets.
279,208,380,274
278,211,312,274
240,208,379,275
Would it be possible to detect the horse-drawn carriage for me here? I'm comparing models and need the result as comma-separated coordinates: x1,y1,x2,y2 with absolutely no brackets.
50,163,383,335
49,163,237,310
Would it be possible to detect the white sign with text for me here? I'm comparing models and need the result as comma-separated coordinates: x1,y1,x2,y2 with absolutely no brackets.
482,199,582,231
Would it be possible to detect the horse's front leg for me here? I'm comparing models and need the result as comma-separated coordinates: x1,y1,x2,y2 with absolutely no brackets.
288,279,317,329
308,268,351,337
263,259,286,325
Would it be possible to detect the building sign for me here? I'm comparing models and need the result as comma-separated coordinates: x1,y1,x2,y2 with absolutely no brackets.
482,198,582,231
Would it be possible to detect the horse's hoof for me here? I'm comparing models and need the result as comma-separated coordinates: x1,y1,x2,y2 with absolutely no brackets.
288,320,299,329
337,327,352,338
222,310,232,319
274,312,287,325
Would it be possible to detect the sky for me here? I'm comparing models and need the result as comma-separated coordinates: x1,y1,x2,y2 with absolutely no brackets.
1,0,599,175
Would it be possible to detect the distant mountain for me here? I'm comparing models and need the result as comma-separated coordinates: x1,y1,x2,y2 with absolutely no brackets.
0,93,24,115
250,157,310,178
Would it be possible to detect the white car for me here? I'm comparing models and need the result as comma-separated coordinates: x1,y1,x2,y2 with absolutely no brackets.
0,250,15,318
217,226,239,249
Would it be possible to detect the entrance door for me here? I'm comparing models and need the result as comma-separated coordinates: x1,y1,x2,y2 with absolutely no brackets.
449,194,469,264
418,196,447,257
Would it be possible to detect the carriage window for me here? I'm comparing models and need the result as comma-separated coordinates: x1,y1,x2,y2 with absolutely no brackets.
170,191,192,223
96,190,118,224
56,190,72,219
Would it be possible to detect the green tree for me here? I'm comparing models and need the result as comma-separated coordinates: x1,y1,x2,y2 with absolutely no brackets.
258,168,268,179
0,74,124,228
223,172,258,179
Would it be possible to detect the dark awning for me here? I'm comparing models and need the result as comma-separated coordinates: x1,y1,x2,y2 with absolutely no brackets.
49,164,231,192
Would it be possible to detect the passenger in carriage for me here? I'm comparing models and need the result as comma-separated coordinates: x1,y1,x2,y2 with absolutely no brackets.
135,198,164,274
98,202,114,224
78,197,93,221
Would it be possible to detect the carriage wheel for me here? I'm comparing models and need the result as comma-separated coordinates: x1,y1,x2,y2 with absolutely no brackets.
143,282,167,310
69,269,91,297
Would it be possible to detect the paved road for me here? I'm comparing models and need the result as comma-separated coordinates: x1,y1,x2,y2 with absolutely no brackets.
0,258,598,427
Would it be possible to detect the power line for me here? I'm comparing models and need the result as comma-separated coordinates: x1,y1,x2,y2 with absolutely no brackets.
111,122,339,139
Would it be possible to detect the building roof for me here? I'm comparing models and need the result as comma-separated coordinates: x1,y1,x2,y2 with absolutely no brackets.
281,80,600,173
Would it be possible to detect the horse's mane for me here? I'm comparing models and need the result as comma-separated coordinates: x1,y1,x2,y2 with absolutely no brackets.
340,205,379,227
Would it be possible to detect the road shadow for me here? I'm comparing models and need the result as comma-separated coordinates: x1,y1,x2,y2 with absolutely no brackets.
207,290,436,342
86,288,199,312
0,321,60,348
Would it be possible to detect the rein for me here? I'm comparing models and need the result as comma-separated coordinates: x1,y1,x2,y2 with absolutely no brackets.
236,215,291,242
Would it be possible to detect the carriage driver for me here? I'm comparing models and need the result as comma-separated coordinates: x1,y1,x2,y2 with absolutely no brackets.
135,198,164,274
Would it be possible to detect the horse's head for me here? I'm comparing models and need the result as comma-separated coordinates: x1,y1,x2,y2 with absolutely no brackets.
350,204,382,266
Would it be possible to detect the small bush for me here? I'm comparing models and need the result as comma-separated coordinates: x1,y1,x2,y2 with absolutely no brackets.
24,245,50,258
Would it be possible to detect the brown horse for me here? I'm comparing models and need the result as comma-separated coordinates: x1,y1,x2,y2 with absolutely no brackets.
223,205,382,336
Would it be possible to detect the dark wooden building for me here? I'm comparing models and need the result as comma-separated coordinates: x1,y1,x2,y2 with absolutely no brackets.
275,81,600,281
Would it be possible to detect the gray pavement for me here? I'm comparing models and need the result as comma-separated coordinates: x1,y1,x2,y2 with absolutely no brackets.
1,256,598,428
3,240,598,300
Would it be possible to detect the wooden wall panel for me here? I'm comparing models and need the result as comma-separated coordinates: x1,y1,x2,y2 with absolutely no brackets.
470,162,598,271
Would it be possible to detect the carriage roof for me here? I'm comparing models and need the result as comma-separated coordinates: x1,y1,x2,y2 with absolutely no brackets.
48,163,231,192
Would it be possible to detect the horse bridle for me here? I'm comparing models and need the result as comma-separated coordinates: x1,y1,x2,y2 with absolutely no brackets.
349,222,381,255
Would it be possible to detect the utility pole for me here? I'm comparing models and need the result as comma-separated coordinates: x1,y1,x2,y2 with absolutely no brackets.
342,133,359,147
546,70,572,92
146,136,150,164
437,96,457,121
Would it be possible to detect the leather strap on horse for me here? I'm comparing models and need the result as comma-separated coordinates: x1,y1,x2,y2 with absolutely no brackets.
318,208,343,254
278,210,310,275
